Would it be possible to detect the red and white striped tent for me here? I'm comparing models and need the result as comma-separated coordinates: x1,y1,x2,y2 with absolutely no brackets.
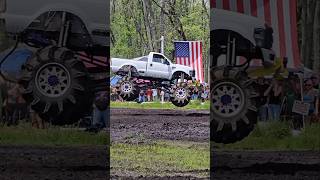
211,0,301,69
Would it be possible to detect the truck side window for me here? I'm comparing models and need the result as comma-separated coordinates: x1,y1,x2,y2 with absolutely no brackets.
152,54,164,63
163,59,170,65
138,56,148,62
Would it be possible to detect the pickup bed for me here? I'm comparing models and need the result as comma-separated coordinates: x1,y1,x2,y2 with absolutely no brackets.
111,52,195,80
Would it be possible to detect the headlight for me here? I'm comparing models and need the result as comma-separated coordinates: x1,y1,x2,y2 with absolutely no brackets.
0,0,6,13
254,25,273,49
254,28,265,48
189,70,195,77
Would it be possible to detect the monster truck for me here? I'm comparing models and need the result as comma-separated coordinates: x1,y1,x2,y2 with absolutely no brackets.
210,1,299,144
111,52,195,107
0,0,109,125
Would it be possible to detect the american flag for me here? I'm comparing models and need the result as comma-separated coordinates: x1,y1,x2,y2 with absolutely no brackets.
211,0,301,69
174,41,204,83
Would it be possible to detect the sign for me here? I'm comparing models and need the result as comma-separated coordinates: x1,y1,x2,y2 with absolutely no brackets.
292,100,310,116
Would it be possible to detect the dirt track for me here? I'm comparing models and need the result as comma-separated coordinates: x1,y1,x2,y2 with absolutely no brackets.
111,108,320,180
110,108,210,143
0,109,318,179
211,150,320,180
0,145,108,180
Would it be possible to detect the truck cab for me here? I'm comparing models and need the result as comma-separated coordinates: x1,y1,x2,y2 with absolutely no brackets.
111,52,194,80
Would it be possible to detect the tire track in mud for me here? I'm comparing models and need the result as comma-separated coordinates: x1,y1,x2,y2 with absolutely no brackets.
0,145,109,180
111,108,210,143
111,108,320,179
211,151,320,179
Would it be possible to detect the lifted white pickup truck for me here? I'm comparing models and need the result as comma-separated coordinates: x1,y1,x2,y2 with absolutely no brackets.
111,52,194,107
111,52,195,80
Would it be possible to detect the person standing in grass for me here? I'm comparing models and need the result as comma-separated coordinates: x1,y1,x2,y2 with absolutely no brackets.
0,78,7,125
264,78,283,121
303,79,318,124
152,88,158,101
30,108,45,129
160,88,165,103
92,91,109,131
146,87,153,102
138,89,145,103
5,84,19,126
255,77,269,121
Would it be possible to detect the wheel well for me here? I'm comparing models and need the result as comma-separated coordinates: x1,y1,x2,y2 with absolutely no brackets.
23,11,92,50
172,71,190,79
211,29,264,62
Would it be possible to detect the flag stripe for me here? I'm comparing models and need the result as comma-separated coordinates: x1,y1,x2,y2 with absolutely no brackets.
283,0,293,67
277,0,286,58
223,0,230,10
250,0,258,17
200,42,204,82
290,0,300,67
263,0,271,25
196,42,200,81
175,41,204,83
237,0,244,13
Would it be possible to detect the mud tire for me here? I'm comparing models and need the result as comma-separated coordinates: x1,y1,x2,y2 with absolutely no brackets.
19,46,92,125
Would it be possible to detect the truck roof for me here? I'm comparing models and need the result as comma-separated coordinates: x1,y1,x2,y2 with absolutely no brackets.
211,0,301,69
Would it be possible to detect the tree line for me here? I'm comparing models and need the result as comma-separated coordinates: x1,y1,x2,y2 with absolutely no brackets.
111,0,210,80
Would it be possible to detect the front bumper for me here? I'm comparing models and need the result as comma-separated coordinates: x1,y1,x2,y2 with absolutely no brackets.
260,48,275,67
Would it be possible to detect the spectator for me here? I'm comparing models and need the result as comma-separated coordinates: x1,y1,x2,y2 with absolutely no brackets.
310,75,319,90
192,87,199,100
285,74,301,117
264,78,283,121
152,88,158,101
138,89,145,103
16,84,27,121
160,88,165,103
256,77,269,121
310,75,320,119
91,91,109,131
5,84,19,126
200,89,208,105
0,78,7,125
30,108,45,129
165,90,170,101
303,79,318,123
146,87,153,102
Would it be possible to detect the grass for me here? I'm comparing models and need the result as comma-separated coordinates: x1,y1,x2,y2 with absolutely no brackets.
110,100,209,110
111,141,209,177
214,122,320,151
0,123,108,146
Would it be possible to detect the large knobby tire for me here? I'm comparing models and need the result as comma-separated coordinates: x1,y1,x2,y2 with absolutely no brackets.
210,72,257,144
19,46,93,125
170,82,191,107
117,76,139,101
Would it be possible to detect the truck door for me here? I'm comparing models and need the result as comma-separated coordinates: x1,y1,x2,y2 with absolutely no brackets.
147,54,169,79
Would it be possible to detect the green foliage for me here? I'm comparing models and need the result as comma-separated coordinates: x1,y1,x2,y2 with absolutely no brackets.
111,0,210,80
0,124,108,146
110,100,210,110
111,141,209,177
215,122,320,151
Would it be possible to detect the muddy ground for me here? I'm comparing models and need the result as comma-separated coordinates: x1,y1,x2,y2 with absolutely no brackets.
110,108,210,143
0,109,318,179
111,108,319,180
0,145,108,180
